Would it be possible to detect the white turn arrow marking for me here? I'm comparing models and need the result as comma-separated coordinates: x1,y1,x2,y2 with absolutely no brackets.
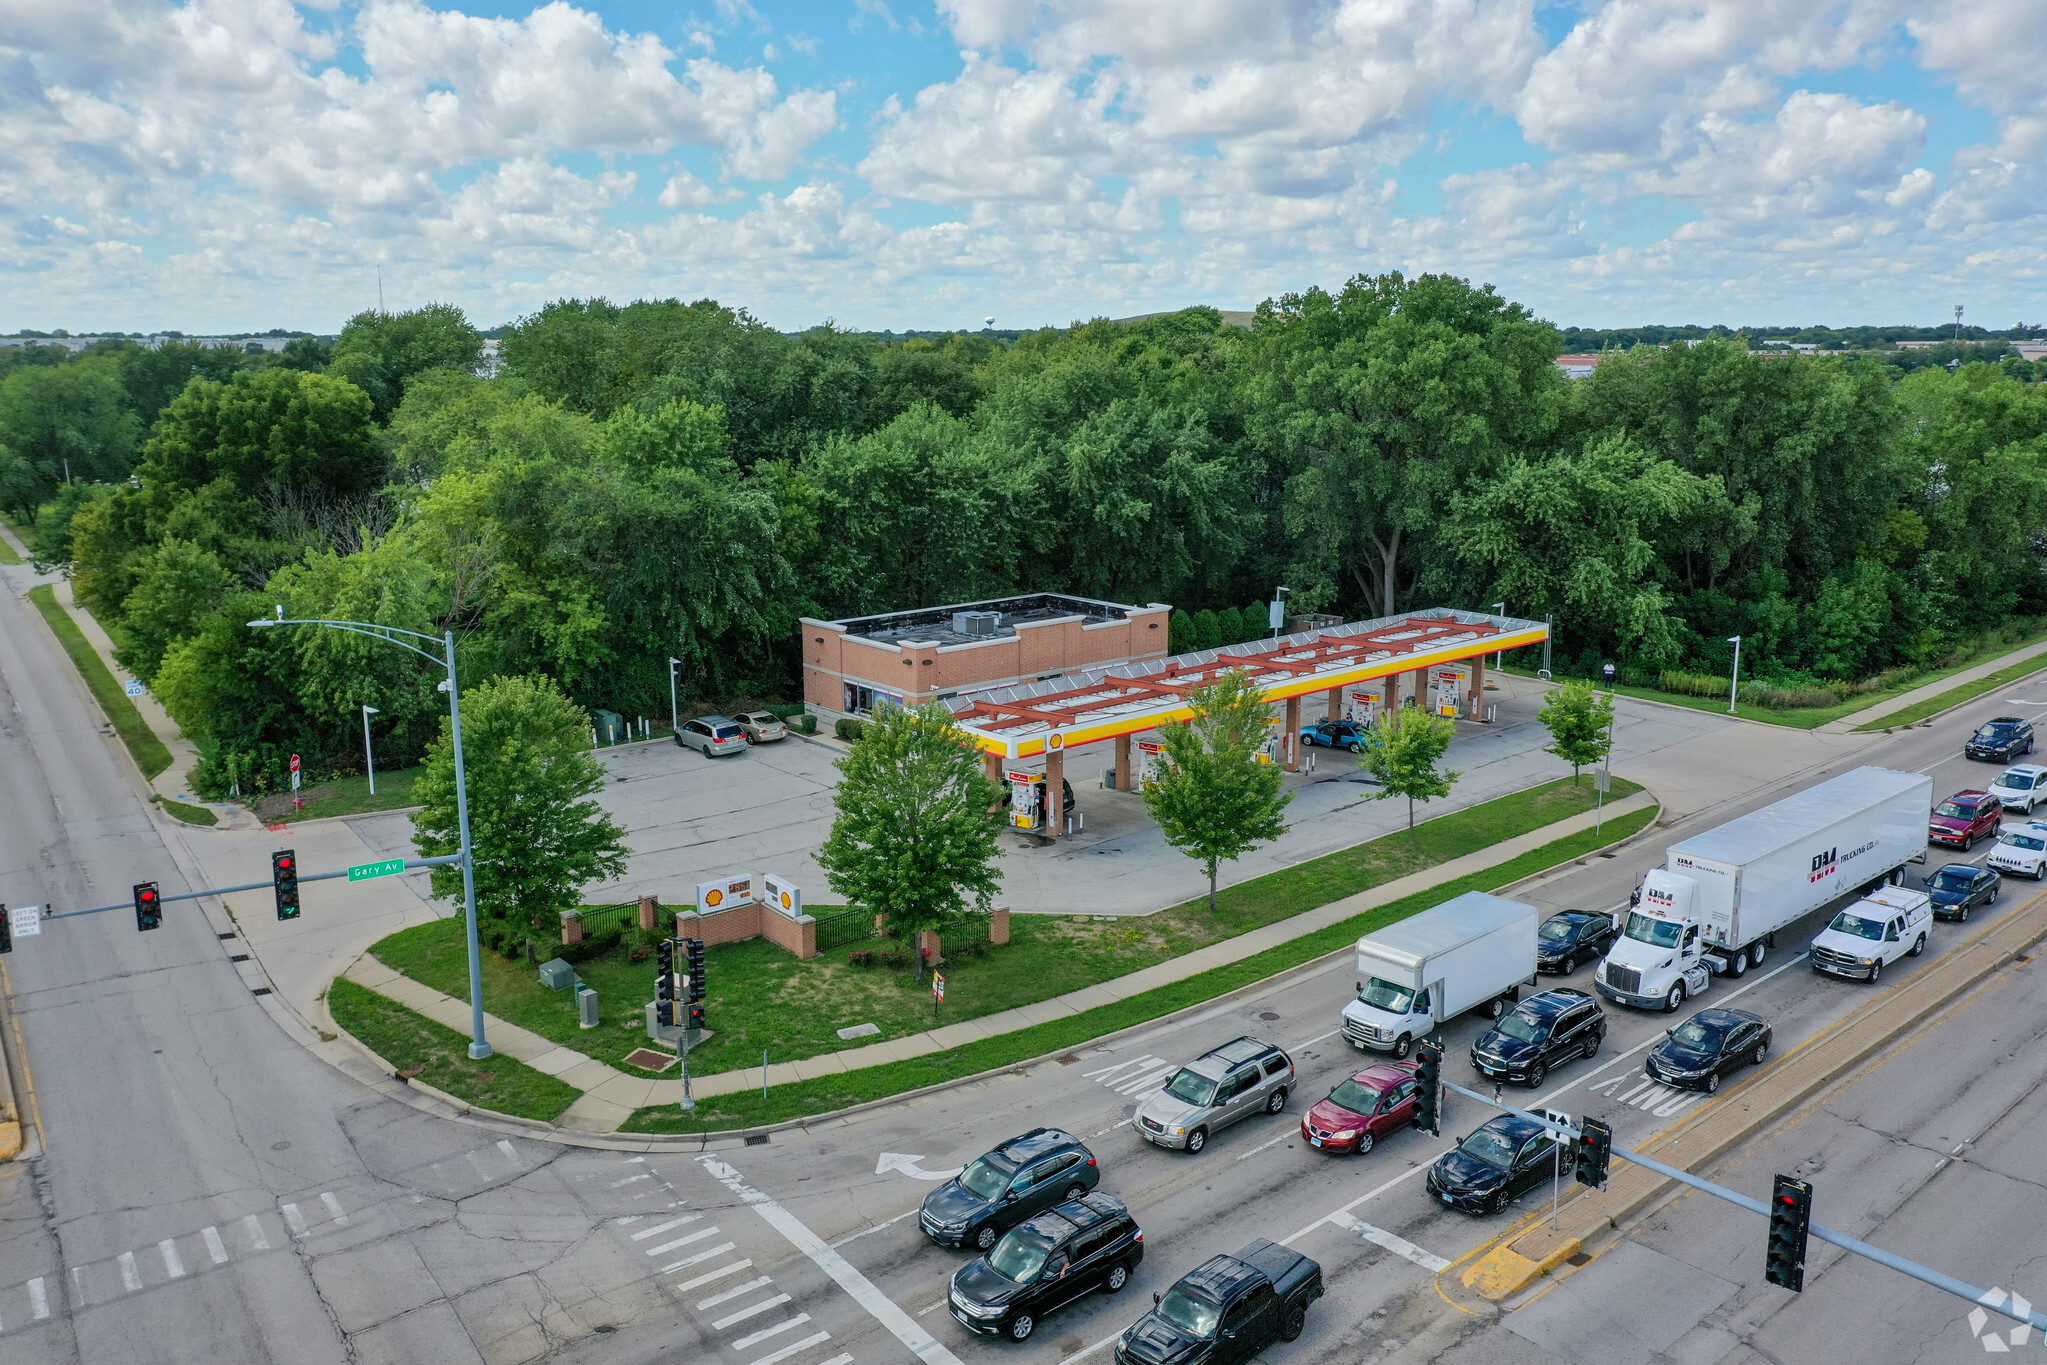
875,1153,963,1181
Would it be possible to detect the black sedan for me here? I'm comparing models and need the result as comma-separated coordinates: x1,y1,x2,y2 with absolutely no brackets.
1925,863,1999,922
1299,720,1369,752
1425,1114,1563,1216
1536,911,1617,974
1643,1008,1772,1093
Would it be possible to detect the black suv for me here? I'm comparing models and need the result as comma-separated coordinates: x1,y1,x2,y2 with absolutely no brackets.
1468,988,1606,1087
1536,912,1617,975
948,1193,1143,1342
1968,717,2035,762
920,1128,1100,1252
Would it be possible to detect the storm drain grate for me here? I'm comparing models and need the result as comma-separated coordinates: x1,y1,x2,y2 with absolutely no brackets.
250,987,272,996
744,1133,771,1146
1566,1252,1592,1267
230,954,250,963
1058,1055,1080,1065
217,932,237,940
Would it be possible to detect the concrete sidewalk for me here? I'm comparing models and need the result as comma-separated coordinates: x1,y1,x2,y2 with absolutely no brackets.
1817,636,2047,733
344,789,1658,1132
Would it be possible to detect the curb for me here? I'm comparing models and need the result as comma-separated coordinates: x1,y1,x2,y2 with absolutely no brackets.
330,1020,574,1135
1846,653,2047,735
1444,881,2047,1307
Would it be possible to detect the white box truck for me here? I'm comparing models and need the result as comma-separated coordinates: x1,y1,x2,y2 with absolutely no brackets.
1596,765,1932,1012
1341,891,1538,1058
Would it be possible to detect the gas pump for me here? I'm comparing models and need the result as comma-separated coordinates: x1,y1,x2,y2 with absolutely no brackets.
1254,715,1284,766
1430,667,1467,718
1007,771,1046,831
1343,690,1378,728
1135,740,1167,791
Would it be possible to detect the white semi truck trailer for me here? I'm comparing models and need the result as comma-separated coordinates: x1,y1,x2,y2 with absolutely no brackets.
1595,765,1933,1012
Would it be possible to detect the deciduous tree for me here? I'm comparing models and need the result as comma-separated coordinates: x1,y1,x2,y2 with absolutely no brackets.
1536,680,1615,785
1363,709,1460,836
1142,670,1291,910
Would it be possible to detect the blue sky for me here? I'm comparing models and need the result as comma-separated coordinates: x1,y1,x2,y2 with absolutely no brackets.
5,1,2044,334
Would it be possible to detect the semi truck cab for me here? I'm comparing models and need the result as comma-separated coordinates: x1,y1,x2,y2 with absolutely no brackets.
1595,871,1715,1012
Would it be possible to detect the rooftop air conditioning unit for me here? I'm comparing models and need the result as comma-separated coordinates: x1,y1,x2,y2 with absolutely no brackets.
953,611,1001,638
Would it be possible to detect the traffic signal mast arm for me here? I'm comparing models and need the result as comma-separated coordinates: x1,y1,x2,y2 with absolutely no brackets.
1436,1077,2047,1337
39,853,464,923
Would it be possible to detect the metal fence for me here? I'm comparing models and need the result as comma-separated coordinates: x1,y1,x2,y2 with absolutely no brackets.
813,908,873,953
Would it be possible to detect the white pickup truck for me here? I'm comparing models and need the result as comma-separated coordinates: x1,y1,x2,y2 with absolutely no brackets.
1808,886,1933,984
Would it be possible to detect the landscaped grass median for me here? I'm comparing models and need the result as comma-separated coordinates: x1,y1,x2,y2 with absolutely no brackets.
328,978,580,1122
1852,654,2047,732
368,773,1641,1083
619,803,1658,1133
155,796,217,827
28,584,174,779
255,767,423,822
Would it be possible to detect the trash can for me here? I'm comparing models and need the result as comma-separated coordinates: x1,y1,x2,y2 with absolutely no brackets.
539,958,576,991
576,983,601,1029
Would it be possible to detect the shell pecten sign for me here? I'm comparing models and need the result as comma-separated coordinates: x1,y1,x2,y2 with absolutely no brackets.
695,876,755,913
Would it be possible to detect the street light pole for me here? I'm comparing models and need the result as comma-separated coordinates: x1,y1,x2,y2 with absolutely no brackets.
1728,635,1743,715
250,615,492,1059
361,703,380,796
668,656,682,736
1492,602,1506,667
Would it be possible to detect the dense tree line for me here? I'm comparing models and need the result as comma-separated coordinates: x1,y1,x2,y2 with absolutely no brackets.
7,276,2047,798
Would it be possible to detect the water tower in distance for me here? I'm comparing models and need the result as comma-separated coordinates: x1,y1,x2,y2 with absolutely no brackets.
983,316,995,329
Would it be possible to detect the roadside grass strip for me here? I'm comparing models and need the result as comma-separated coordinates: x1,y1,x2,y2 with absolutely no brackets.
1853,655,2047,731
327,978,580,1123
618,805,1657,1133
255,766,423,823
27,584,174,779
155,796,218,827
0,532,19,565
370,775,1641,1080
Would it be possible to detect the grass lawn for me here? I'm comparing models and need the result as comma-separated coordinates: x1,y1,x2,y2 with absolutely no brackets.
328,978,580,1122
369,774,1641,1081
1853,654,2047,732
255,766,423,823
619,803,1659,1133
27,584,174,779
0,531,19,565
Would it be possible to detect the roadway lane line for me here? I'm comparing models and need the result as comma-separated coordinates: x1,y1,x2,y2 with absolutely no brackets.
712,1294,793,1329
1281,1160,1435,1246
1293,1029,1342,1048
1056,1329,1121,1365
829,1206,920,1248
700,1155,965,1365
1329,1212,1450,1273
632,1215,699,1241
697,1277,773,1310
675,1259,753,1291
1234,1133,1291,1161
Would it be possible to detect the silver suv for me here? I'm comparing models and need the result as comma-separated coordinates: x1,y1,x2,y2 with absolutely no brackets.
1134,1036,1294,1154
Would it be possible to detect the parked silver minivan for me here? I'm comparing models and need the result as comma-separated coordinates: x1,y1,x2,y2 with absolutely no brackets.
1134,1036,1294,1154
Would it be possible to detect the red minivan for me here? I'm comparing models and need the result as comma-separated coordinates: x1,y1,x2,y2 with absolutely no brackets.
1300,1062,1418,1156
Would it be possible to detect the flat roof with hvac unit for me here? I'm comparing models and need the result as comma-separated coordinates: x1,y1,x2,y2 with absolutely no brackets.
943,608,1549,758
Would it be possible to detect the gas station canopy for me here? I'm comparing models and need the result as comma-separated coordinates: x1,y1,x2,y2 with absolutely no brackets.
944,608,1548,758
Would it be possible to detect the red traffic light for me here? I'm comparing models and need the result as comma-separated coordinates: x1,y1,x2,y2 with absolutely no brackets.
140,889,157,903
278,856,293,871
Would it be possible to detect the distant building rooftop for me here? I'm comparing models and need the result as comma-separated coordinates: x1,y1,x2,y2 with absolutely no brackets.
830,593,1146,648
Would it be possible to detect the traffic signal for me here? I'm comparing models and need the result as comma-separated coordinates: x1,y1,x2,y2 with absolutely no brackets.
685,937,707,1003
1765,1175,1813,1291
1412,1044,1441,1135
134,882,162,932
1575,1116,1612,1189
271,849,300,921
655,938,676,1027
686,1002,706,1033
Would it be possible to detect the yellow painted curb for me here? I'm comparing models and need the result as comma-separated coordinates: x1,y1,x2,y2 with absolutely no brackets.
0,1120,19,1162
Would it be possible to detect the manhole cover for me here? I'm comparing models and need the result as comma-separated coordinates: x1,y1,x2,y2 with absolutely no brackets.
1259,1011,1281,1021
624,1048,677,1071
1058,1054,1080,1065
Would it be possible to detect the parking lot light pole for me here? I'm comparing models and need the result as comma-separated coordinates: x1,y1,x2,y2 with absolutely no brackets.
1728,635,1743,714
250,615,492,1059
668,656,682,736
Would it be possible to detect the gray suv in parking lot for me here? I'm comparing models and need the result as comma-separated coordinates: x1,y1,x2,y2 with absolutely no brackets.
1134,1036,1294,1154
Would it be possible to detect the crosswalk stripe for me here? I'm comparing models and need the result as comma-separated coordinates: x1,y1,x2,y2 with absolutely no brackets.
497,1139,520,1162
27,1277,49,1320
281,1203,308,1237
663,1243,737,1272
117,1252,141,1293
698,1276,773,1310
713,1294,792,1329
732,1314,812,1350
647,1227,720,1256
159,1240,186,1279
202,1226,229,1265
676,1259,753,1291
242,1213,270,1252
320,1193,348,1226
632,1215,698,1241
745,1331,832,1365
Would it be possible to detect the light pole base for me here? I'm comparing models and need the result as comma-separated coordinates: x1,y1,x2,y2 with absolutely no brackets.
468,1041,495,1060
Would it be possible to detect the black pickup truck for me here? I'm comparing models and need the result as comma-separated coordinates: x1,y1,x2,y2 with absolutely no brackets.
1113,1240,1322,1365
